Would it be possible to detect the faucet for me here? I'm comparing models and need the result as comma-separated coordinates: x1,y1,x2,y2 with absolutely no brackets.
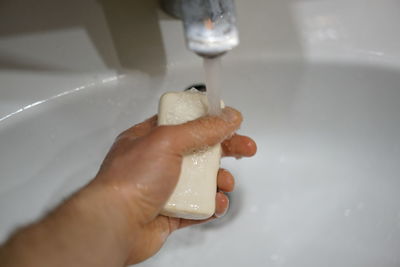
161,0,239,58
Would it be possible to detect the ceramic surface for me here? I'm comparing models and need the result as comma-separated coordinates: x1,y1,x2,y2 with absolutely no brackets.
1,1,400,266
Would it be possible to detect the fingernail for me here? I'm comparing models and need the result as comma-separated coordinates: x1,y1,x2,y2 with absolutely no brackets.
215,208,228,218
221,107,241,123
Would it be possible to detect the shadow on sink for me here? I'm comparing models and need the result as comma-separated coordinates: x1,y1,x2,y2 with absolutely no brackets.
0,0,168,76
99,0,167,76
0,0,306,76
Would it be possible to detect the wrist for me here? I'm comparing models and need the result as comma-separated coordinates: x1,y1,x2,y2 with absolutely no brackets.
81,180,140,247
0,180,139,267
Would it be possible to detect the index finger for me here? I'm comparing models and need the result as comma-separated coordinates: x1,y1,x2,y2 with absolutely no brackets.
164,107,243,154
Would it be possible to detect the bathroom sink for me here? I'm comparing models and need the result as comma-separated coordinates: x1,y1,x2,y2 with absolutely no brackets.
1,0,400,266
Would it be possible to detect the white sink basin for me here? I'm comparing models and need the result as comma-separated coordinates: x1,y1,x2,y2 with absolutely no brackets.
1,0,400,266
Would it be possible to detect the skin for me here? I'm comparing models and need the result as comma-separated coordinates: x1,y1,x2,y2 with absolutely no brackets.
0,107,257,267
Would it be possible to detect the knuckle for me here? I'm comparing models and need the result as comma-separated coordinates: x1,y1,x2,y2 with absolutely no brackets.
149,126,175,150
115,129,129,141
197,117,215,130
116,126,140,141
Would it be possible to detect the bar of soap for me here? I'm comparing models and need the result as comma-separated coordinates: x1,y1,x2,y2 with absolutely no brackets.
158,90,224,220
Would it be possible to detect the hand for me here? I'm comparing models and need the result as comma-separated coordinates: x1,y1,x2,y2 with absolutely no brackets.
93,107,257,264
0,107,256,267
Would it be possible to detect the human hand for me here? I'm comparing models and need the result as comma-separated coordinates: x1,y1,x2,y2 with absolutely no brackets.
91,107,257,265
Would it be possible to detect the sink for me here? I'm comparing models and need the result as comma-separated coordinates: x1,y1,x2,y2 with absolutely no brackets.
1,0,400,266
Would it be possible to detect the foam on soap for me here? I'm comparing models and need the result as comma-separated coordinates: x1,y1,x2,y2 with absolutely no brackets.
158,90,224,220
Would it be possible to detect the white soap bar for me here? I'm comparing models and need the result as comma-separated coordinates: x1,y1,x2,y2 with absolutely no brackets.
158,90,223,220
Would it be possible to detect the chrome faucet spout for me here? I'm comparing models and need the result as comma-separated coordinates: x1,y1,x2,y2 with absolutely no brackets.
161,0,239,58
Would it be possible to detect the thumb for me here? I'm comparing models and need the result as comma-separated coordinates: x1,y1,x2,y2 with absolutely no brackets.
167,107,243,154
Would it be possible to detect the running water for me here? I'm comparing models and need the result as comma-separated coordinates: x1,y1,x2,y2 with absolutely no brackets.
203,57,222,116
